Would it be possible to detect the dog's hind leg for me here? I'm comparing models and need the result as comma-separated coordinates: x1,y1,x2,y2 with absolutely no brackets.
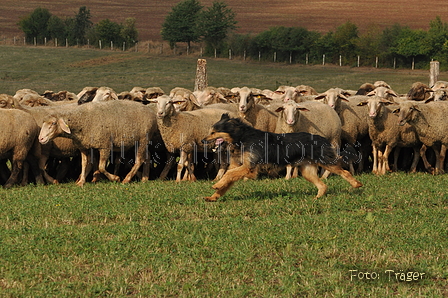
321,164,363,189
299,164,328,198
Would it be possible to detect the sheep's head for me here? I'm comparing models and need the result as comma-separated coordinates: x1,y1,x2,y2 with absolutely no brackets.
234,87,254,114
39,116,71,144
357,96,394,119
393,102,421,126
92,87,118,102
428,88,448,102
407,82,433,101
366,86,398,99
151,95,182,118
275,101,310,126
0,94,16,109
315,88,350,109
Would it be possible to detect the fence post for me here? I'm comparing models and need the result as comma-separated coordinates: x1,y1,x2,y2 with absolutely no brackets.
306,53,308,65
66,38,68,48
274,52,277,62
214,48,217,58
339,55,342,66
375,56,378,68
244,50,246,61
289,52,292,64
44,37,47,46
357,55,360,67
123,42,125,51
229,49,232,60
99,40,102,49
430,61,440,87
259,51,261,62
55,38,58,47
34,37,36,46
194,59,207,92
393,58,396,69
111,41,113,51
187,45,190,55
412,57,415,70
322,54,325,65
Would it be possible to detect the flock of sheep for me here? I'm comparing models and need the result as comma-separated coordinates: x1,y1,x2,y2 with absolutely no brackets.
1,79,448,189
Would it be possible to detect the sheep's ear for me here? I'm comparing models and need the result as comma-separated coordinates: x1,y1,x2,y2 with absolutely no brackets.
220,113,230,120
58,118,71,134
274,107,284,113
424,97,434,103
297,106,310,112
314,94,326,100
392,108,400,114
357,101,368,106
387,90,398,97
339,94,350,102
411,105,421,112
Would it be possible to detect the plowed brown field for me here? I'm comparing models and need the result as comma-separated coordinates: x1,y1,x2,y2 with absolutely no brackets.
1,0,447,41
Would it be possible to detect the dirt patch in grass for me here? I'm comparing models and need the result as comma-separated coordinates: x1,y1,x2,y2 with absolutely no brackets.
69,54,139,68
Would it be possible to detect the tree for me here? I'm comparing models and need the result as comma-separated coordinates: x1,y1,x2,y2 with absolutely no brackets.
333,21,359,62
19,7,52,43
161,0,203,48
47,15,67,41
121,17,138,45
95,19,124,46
199,1,237,52
66,6,93,45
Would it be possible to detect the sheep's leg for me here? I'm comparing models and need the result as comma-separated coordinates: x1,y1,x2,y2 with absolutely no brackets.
393,147,401,172
122,145,147,184
97,149,120,182
381,145,393,174
292,166,299,178
409,147,421,173
176,151,188,182
141,160,150,182
20,161,29,186
159,152,176,180
419,145,434,174
371,144,378,174
436,144,447,175
76,150,90,187
38,153,58,184
4,160,23,188
185,152,196,181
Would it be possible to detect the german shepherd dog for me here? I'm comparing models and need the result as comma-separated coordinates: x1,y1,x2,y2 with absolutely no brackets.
201,114,363,201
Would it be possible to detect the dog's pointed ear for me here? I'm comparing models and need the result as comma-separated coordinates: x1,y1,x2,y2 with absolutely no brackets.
220,113,230,120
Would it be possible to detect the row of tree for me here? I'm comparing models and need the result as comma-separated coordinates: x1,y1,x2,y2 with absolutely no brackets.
225,17,448,69
19,7,138,47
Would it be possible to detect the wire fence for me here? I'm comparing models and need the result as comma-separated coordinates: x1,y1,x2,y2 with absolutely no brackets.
0,35,436,70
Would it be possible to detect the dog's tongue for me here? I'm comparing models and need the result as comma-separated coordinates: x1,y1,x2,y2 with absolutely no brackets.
215,138,224,145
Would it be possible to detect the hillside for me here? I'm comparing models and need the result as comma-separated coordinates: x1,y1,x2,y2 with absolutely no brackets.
0,0,446,41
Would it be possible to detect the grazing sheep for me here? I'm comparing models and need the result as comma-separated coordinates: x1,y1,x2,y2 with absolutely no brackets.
152,95,238,182
275,100,342,179
395,100,448,175
232,86,278,132
38,100,158,186
0,108,43,188
407,82,433,101
357,97,421,175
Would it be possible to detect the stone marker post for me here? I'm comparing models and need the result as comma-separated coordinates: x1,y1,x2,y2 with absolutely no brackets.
430,61,440,87
194,59,207,92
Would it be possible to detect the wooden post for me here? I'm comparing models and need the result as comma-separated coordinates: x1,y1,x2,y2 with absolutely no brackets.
339,55,342,66
194,59,207,92
306,53,309,65
357,55,360,67
322,54,325,66
430,61,440,87
375,56,378,68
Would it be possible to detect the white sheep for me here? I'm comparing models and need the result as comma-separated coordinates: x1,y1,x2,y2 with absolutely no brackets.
38,100,158,186
357,97,421,175
275,100,342,179
77,86,118,104
152,95,237,182
395,100,448,175
315,88,352,114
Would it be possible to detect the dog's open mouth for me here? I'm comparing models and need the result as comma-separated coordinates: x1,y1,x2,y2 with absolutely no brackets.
212,138,224,152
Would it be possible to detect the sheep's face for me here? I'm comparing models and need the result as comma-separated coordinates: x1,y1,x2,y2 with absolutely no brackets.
432,89,448,101
39,117,71,144
395,102,420,126
358,97,393,119
316,88,349,109
237,87,254,113
275,102,310,126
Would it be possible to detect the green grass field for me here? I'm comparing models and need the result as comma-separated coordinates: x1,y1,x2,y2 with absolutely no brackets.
0,45,447,297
